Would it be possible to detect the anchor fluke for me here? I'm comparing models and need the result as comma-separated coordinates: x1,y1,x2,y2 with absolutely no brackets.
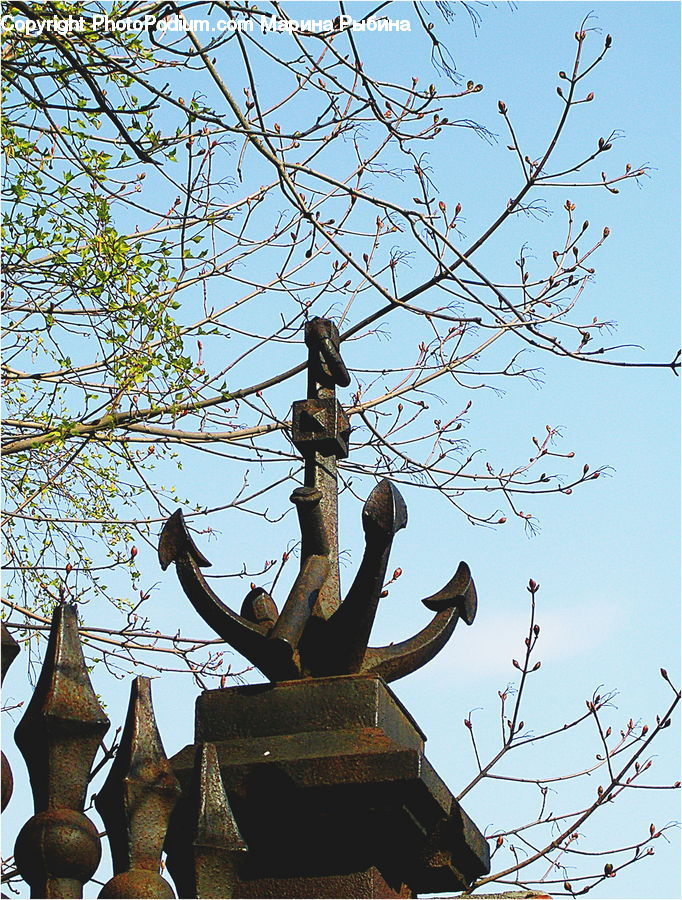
422,560,478,625
159,509,211,571
158,510,300,682
359,562,477,683
363,479,408,537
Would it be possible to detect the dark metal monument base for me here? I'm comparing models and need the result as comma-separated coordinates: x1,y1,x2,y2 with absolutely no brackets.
235,866,411,899
170,674,489,899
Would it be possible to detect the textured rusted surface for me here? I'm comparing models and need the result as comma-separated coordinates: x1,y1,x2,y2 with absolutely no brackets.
170,675,490,898
320,479,407,675
235,867,411,899
14,603,109,898
159,319,487,895
166,742,247,899
160,319,478,685
1,622,20,811
96,676,180,898
1,751,13,812
1,621,20,683
360,561,476,683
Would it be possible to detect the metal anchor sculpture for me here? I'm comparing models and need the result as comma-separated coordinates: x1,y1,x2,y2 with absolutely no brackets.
159,318,477,683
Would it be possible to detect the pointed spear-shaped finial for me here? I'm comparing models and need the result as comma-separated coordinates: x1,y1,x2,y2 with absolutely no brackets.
2,622,20,811
96,676,180,899
166,742,247,899
193,742,248,898
2,621,20,684
13,602,110,898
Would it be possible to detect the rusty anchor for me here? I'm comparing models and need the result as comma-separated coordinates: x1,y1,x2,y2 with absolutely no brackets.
159,317,477,683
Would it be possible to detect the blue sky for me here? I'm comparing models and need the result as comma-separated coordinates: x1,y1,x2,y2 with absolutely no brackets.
2,3,679,898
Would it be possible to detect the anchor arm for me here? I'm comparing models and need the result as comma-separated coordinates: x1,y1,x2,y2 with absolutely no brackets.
359,562,477,683
158,510,299,681
323,480,407,675
268,554,330,663
268,487,330,660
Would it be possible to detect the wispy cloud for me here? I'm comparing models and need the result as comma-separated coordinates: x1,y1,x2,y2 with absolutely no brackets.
421,596,627,682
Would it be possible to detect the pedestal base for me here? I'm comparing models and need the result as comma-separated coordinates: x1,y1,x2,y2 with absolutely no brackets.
236,866,411,899
170,675,489,898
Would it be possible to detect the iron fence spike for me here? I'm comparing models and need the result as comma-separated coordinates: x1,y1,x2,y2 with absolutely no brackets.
96,676,180,898
13,603,109,898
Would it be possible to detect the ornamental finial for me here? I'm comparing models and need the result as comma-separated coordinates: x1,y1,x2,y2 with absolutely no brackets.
159,319,476,682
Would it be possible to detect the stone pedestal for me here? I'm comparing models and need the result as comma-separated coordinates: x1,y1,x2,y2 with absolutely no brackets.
170,674,489,899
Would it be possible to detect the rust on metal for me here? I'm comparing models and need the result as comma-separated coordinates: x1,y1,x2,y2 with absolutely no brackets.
13,602,109,899
2,622,20,811
360,561,477,683
166,742,247,899
159,318,478,685
321,479,408,675
170,675,490,898
2,620,20,683
96,676,180,898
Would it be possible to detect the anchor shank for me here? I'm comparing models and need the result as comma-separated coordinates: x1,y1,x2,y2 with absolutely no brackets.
304,451,341,618
292,318,350,620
